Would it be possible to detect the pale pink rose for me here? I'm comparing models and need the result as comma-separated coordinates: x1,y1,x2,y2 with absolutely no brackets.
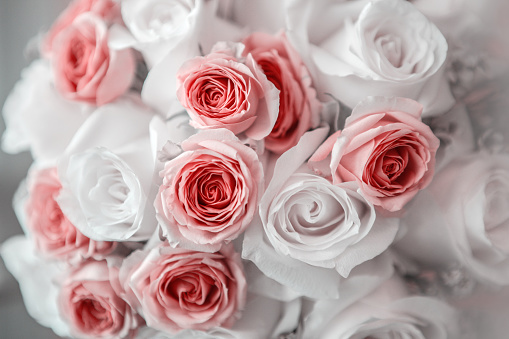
243,31,321,154
176,43,279,140
42,0,121,57
52,13,135,106
310,97,439,212
155,129,263,250
25,167,116,262
58,260,139,339
119,243,247,334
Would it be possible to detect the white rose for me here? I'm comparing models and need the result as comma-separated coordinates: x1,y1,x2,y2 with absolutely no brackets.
395,153,509,286
0,236,71,337
2,60,91,165
301,275,459,339
243,127,398,298
57,96,160,241
286,0,454,116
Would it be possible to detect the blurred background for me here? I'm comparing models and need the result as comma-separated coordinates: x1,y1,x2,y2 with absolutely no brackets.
0,1,67,338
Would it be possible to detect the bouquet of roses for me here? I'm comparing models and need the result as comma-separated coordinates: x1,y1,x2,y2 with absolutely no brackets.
1,0,509,338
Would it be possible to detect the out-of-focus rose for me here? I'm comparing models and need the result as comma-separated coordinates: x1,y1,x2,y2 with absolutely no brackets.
395,153,509,286
22,167,116,262
155,129,263,251
42,0,120,57
286,0,454,116
57,97,158,241
1,60,91,164
52,13,135,106
1,236,72,337
176,42,279,140
243,127,397,299
119,243,246,334
301,275,459,338
242,31,321,154
59,260,139,339
310,97,439,212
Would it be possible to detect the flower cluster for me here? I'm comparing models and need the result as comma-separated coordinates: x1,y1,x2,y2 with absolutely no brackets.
1,0,508,338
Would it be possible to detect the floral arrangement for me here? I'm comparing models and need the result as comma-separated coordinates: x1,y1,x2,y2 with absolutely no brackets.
1,0,508,338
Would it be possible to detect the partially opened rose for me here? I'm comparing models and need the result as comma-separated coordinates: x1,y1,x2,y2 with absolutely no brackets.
119,243,246,334
243,31,321,154
287,0,454,116
310,97,439,212
176,43,279,140
155,129,263,251
59,260,139,339
22,167,116,262
52,13,135,105
42,0,120,57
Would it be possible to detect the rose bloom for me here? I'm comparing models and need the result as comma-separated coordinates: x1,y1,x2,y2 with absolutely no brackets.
310,96,439,212
155,129,263,250
119,243,247,334
42,0,120,57
286,0,454,116
57,97,158,242
242,31,321,154
395,153,509,285
23,167,116,262
301,276,459,339
52,13,135,106
176,42,279,140
58,260,139,339
243,127,397,299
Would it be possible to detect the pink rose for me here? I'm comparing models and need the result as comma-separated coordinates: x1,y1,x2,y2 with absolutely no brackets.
42,0,120,57
310,97,439,211
58,260,139,339
155,129,263,250
176,43,279,140
119,243,247,334
243,32,321,154
25,167,116,262
52,13,135,106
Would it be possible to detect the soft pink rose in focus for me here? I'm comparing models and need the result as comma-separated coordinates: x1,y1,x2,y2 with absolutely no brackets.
25,167,116,262
42,0,120,57
58,260,139,339
310,97,439,212
52,13,135,106
176,43,279,140
119,243,247,334
242,32,321,154
155,129,263,250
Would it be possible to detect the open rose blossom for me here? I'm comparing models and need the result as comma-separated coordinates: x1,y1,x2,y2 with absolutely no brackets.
242,31,321,154
176,42,279,140
155,129,263,251
58,260,139,339
42,0,121,57
310,97,439,212
23,167,116,262
119,243,247,334
52,13,135,106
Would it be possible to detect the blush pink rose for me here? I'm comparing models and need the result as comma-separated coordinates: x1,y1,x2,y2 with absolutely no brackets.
58,260,139,339
310,97,439,212
42,0,120,57
52,13,135,106
243,31,321,154
155,129,263,250
176,42,279,140
25,168,116,262
119,243,247,334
